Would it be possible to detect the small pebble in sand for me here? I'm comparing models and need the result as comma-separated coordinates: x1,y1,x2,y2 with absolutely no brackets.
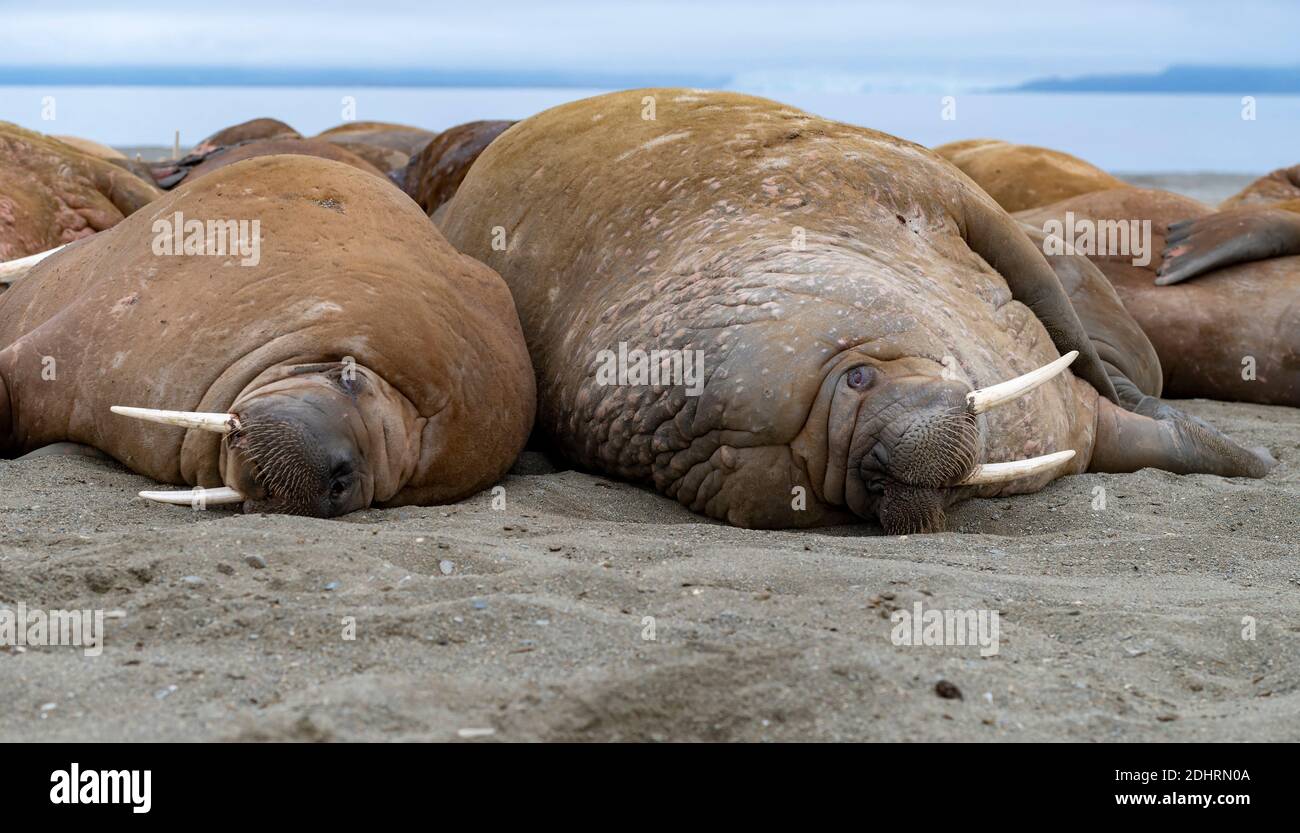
472,600,487,610
245,555,268,569
439,560,455,575
181,575,204,586
40,702,57,712
457,727,495,738
154,685,177,700
323,581,339,591
935,680,963,700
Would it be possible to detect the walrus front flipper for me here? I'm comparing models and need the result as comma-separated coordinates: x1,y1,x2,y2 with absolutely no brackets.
1157,206,1300,285
963,198,1119,403
1090,397,1275,479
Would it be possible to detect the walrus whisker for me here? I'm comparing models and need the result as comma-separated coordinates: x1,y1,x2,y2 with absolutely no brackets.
0,244,67,285
966,351,1078,414
138,486,244,505
111,405,241,433
959,450,1075,485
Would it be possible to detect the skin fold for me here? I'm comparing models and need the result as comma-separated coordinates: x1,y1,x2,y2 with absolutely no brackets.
439,89,1270,533
0,154,534,516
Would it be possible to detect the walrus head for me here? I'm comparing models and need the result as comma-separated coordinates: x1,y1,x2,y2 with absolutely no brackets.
827,351,1078,534
111,362,419,517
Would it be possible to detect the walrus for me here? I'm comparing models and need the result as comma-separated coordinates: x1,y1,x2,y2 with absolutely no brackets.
0,122,160,261
934,139,1125,214
151,137,385,189
937,140,1300,405
316,121,437,157
192,117,301,155
1155,163,1300,287
0,155,534,515
438,89,1271,533
1016,187,1300,406
393,120,515,216
1219,163,1300,209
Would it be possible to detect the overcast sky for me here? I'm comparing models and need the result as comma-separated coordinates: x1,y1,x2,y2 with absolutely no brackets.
2,0,1297,89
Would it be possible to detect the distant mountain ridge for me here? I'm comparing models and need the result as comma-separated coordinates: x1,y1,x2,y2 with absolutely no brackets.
1011,64,1300,94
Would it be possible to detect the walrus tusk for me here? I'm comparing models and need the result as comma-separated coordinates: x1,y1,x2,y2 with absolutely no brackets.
111,405,241,433
966,351,1078,414
138,486,244,505
0,244,67,284
959,449,1076,485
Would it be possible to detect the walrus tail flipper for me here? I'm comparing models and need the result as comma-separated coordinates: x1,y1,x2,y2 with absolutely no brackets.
1090,397,1275,479
1158,206,1300,285
963,198,1120,403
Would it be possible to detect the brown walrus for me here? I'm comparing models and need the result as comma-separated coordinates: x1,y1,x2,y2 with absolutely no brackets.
0,122,160,261
934,139,1125,214
1219,163,1300,209
316,121,437,157
438,89,1271,533
151,137,385,189
939,141,1300,406
193,117,301,155
1016,187,1300,406
1155,163,1300,288
0,155,534,516
394,120,515,216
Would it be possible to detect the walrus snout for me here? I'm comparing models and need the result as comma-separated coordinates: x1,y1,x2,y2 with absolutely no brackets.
853,353,1084,534
225,390,372,518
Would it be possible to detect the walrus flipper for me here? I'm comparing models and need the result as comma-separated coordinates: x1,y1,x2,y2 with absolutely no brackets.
963,197,1120,403
1091,397,1276,479
1157,206,1300,285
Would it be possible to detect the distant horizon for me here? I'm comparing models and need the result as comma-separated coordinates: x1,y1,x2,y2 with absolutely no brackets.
2,63,1299,95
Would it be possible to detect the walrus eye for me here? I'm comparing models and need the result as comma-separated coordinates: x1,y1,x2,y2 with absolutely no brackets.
847,366,876,390
329,462,354,500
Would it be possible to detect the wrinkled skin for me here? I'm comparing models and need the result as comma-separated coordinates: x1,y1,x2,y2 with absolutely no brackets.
0,122,160,261
395,120,515,216
0,155,534,516
934,139,1125,214
439,90,1269,533
1017,187,1300,406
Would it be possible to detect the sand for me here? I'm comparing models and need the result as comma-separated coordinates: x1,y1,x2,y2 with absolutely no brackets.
1,396,1296,742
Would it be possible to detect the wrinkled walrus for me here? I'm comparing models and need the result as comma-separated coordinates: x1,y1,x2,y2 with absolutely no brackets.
0,155,534,516
0,122,160,260
438,89,1271,533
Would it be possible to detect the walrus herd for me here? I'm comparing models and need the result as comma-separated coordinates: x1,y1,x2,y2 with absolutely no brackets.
0,89,1292,533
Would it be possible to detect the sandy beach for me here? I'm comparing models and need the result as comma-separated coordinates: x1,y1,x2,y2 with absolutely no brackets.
2,395,1295,742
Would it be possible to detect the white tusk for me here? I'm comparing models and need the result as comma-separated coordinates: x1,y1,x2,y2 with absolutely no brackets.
959,449,1076,485
111,405,240,433
139,486,244,505
0,244,67,284
966,351,1078,414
